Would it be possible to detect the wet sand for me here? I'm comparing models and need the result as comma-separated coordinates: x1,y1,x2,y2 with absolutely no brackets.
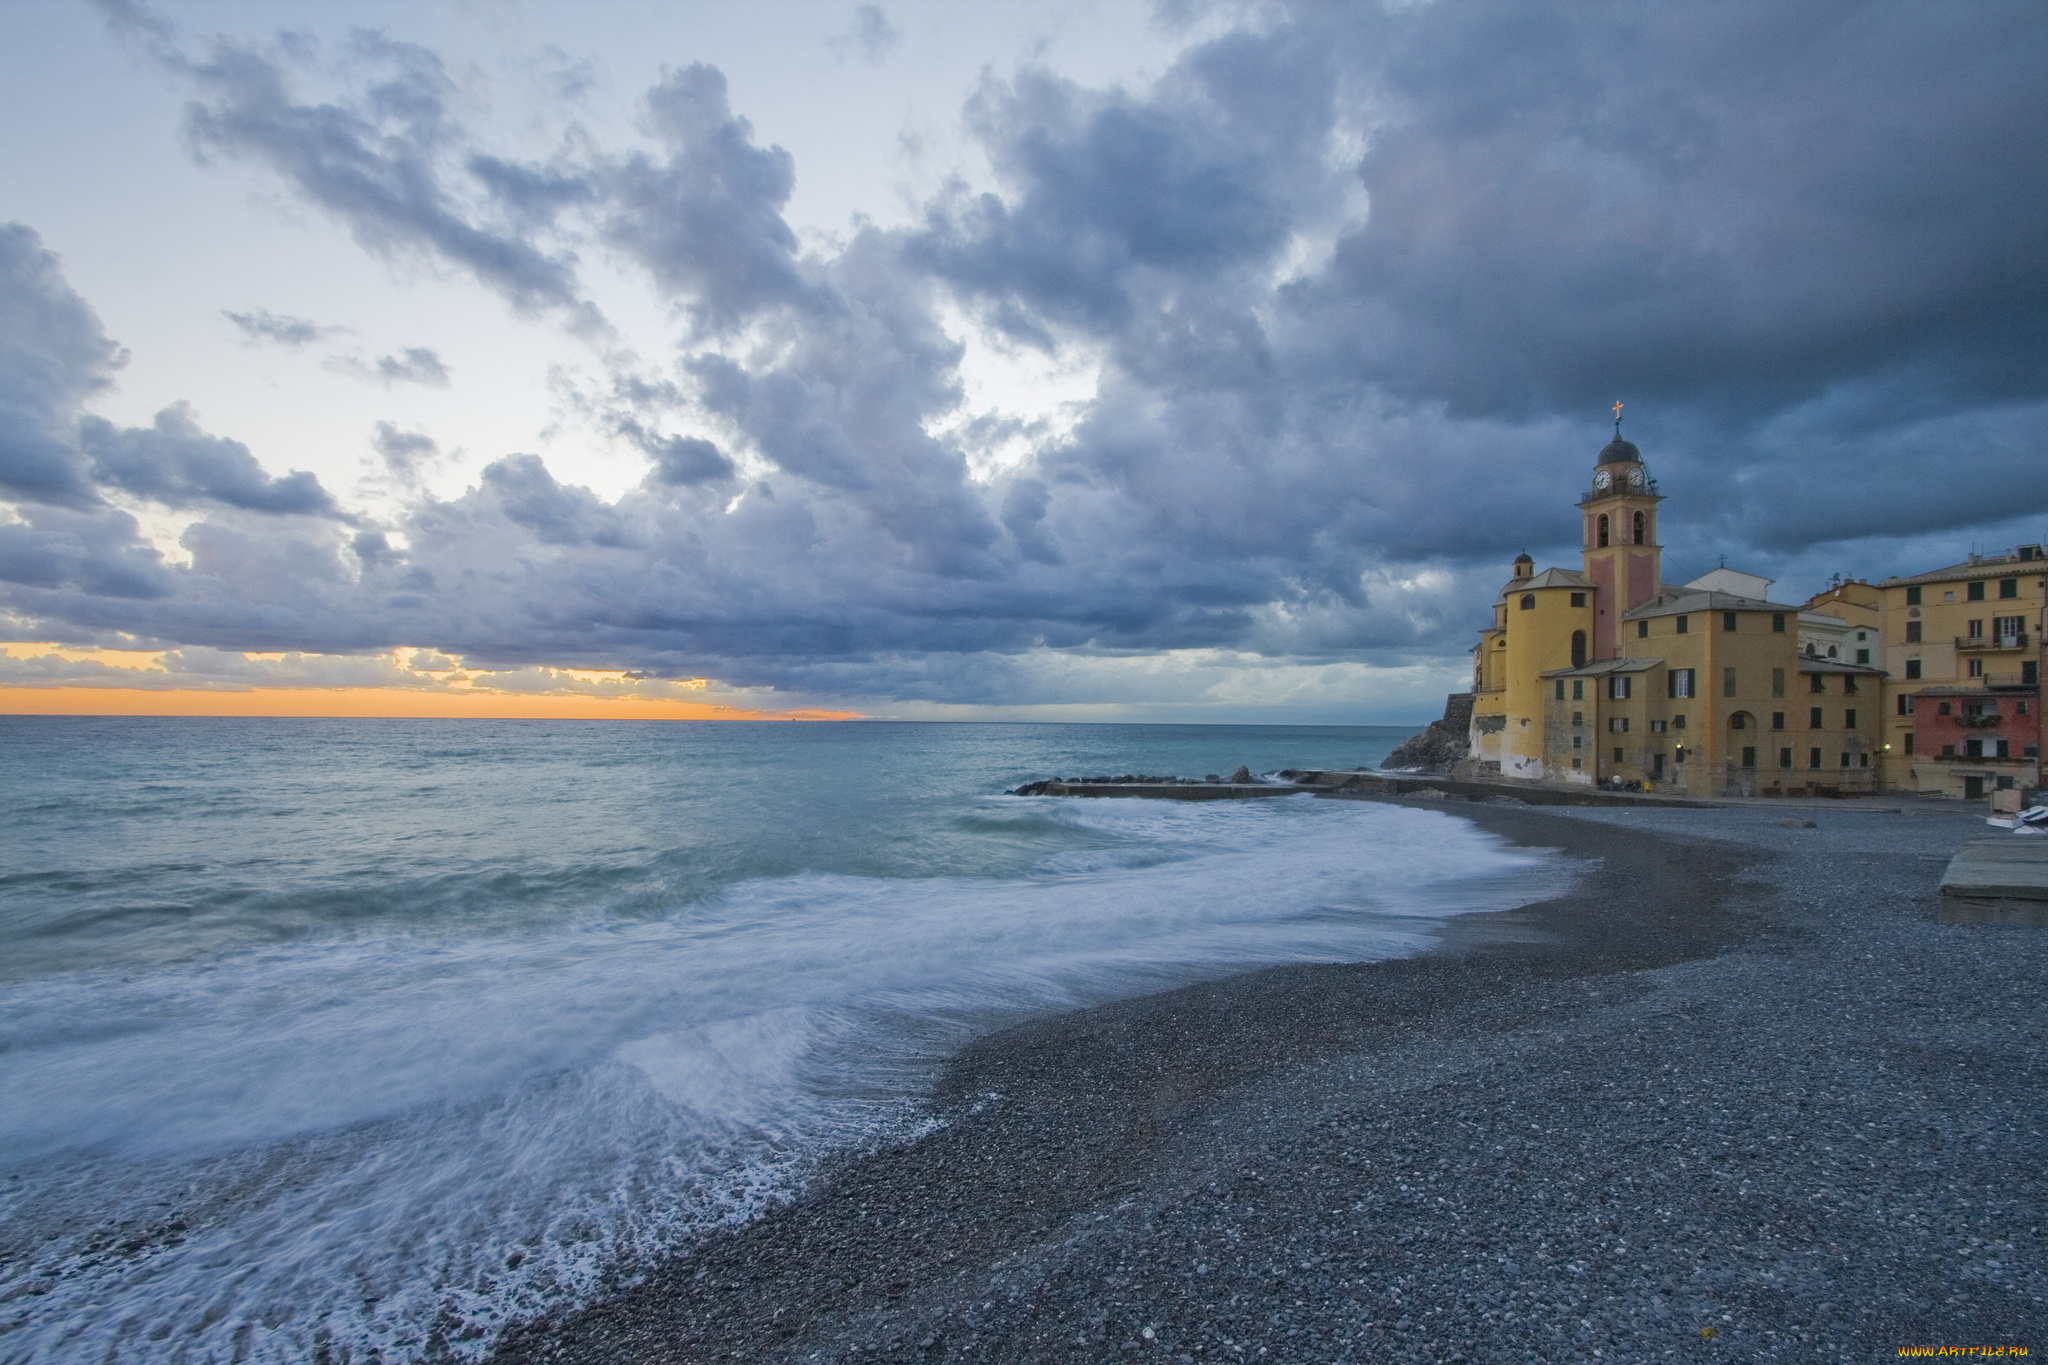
493,798,2044,1364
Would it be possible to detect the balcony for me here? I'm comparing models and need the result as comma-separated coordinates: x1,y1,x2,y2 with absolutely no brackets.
1957,633,2030,651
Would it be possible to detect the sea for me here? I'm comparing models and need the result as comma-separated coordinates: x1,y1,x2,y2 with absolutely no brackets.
0,717,1571,1364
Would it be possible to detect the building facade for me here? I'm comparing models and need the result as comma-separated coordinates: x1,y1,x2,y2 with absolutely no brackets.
1873,550,2046,799
1465,430,1883,795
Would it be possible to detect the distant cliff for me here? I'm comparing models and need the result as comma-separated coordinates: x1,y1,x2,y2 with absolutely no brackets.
1381,693,1474,773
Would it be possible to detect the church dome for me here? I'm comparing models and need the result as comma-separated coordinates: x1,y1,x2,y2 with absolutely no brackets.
1597,436,1641,465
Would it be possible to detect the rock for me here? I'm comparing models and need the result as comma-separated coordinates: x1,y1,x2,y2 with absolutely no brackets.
1228,766,1255,784
1382,721,1468,774
1205,774,1222,783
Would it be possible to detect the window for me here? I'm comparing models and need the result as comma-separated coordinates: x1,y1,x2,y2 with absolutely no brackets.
1996,615,2025,642
1809,748,1822,769
1674,745,1687,763
1520,594,1536,610
1828,646,1838,657
1945,590,1955,602
1906,585,1922,605
1669,668,1694,698
1860,754,1871,767
1779,748,1793,768
1572,679,1584,701
1938,701,1951,715
1741,746,1757,769
1808,707,1823,729
1809,673,1826,694
1897,694,1914,716
1637,619,1648,639
2022,701,2031,716
2029,662,2042,686
1729,712,1747,729
1596,514,1609,548
1773,613,1786,632
1723,611,1738,632
1572,757,1582,770
1573,735,1583,749
1845,709,1857,730
1572,711,1583,725
1771,667,1786,698
1844,676,1857,695
1906,659,1922,680
1905,621,1922,643
1570,592,1586,607
1968,618,1984,639
1632,511,1646,545
2000,577,2018,599
1771,712,1786,730
1613,747,1624,762
1904,733,1914,754
1555,680,1566,701
1856,649,1870,665
1968,580,1985,601
1968,658,1985,678
1840,753,1851,768
1610,676,1632,700
1650,719,1667,733
1676,615,1689,634
1857,631,1867,642
1609,717,1630,733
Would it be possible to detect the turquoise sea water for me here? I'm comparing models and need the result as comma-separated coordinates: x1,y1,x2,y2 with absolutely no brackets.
0,718,1567,1363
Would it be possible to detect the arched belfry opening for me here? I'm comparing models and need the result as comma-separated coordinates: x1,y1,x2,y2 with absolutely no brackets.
1596,514,1610,548
1632,510,1646,545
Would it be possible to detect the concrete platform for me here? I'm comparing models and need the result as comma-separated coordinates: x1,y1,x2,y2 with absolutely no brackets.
1938,834,2048,925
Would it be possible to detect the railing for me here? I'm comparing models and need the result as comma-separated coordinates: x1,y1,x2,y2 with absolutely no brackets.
1956,633,2029,650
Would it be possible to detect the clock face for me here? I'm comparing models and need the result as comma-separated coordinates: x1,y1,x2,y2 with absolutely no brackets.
1627,468,1646,488
1593,470,1612,490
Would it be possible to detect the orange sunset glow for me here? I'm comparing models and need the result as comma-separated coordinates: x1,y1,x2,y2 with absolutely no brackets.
0,645,862,720
0,687,862,720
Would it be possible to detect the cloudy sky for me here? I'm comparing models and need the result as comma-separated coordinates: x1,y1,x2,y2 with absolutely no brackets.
2,0,2043,722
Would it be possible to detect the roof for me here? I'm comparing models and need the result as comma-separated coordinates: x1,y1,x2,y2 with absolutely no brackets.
1879,551,2048,588
1597,436,1641,465
1913,684,2041,697
1621,588,1802,620
1495,567,1590,602
1796,659,1887,676
1540,657,1663,679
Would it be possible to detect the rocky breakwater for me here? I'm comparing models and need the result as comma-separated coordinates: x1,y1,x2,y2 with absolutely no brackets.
1011,767,1302,800
1381,691,1475,774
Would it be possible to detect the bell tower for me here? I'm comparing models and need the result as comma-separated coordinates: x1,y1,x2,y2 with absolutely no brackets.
1580,404,1663,660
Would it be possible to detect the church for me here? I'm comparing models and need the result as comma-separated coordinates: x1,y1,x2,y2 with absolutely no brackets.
1463,419,1885,795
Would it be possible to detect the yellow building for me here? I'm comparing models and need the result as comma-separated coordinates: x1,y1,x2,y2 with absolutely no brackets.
1870,550,2045,799
1465,427,1885,795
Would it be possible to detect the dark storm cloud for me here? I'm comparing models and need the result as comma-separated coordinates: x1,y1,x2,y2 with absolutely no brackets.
0,224,124,507
598,64,811,334
223,307,346,347
81,404,345,517
178,30,597,324
370,421,437,478
18,1,2048,708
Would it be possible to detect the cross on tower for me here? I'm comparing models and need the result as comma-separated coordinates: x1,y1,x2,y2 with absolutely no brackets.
1612,399,1624,430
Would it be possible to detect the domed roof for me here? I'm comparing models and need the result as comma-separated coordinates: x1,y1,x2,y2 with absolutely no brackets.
1598,436,1641,464
1513,551,1534,564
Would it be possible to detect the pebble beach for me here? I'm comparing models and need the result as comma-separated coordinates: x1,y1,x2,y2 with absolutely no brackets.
495,797,2045,1364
